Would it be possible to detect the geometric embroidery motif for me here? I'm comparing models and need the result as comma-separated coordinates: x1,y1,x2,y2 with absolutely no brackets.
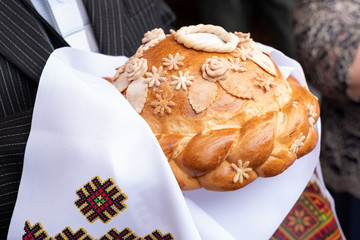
23,221,49,240
270,179,343,240
75,176,127,223
100,228,139,240
281,203,317,238
144,230,175,240
54,227,92,240
23,221,175,240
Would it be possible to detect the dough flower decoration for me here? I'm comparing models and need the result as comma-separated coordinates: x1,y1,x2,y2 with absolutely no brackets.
290,133,306,154
134,44,147,58
227,57,247,72
231,160,253,184
170,71,194,90
112,57,147,93
162,53,185,71
233,46,277,76
233,46,255,61
145,66,167,87
142,28,166,47
150,93,176,116
201,56,229,82
112,64,125,82
125,57,148,82
308,111,317,126
235,32,254,48
254,73,277,92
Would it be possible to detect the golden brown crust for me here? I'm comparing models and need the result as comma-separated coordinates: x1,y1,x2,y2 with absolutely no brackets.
176,128,237,177
112,25,320,191
227,111,276,169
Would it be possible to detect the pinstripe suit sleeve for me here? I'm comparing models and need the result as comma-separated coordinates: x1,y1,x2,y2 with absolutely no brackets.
0,109,32,238
0,51,37,238
0,2,44,235
0,4,50,234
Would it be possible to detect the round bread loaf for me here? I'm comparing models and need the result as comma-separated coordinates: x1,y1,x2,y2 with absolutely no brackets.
111,24,320,191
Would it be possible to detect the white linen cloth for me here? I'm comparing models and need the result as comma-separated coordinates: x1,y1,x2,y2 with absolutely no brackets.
8,46,322,239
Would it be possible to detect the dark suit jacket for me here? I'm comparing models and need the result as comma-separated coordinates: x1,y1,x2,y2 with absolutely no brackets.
0,0,175,237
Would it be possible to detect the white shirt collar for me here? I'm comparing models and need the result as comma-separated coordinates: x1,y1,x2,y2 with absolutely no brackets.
30,0,99,52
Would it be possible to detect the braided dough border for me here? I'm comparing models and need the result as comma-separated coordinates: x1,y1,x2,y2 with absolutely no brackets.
174,24,240,53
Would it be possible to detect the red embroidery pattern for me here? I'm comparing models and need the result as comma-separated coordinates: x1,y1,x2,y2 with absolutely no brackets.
75,176,127,223
23,176,174,239
23,221,49,240
54,227,92,240
144,230,175,240
271,180,343,240
22,221,174,240
100,228,139,240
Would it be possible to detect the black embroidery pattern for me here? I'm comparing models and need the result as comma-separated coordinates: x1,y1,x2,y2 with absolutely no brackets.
22,221,174,240
23,221,49,240
23,176,174,239
143,230,175,240
54,227,92,240
75,176,127,223
99,227,139,240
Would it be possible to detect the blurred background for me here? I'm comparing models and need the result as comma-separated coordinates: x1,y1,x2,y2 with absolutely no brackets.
164,0,295,59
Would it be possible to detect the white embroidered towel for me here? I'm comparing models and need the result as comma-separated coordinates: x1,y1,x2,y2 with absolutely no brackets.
7,47,201,239
8,46,321,240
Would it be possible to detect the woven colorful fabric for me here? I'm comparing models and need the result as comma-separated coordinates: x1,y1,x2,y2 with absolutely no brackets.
271,180,343,240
